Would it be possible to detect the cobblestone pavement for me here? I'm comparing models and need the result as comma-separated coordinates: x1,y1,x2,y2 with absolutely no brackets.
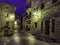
0,30,50,45
0,30,60,45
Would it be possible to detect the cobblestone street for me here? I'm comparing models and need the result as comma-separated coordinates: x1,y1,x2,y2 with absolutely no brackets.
0,30,60,45
0,30,50,45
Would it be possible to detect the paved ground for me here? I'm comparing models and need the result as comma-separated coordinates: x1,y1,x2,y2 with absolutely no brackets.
0,30,50,45
0,30,60,45
50,43,60,45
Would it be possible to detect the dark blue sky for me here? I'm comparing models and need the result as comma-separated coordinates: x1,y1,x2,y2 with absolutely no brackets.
0,0,28,16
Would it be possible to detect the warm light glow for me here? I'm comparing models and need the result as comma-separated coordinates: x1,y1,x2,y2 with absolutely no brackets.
9,14,15,21
32,10,41,22
6,17,10,21
14,21,18,29
33,10,41,16
14,21,17,25
5,13,15,21
33,12,37,16
13,33,20,43
27,34,36,45
13,36,20,43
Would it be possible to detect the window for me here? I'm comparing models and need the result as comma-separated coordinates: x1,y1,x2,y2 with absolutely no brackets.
52,0,57,3
25,12,27,19
41,21,43,31
41,3,44,10
26,25,28,30
45,20,50,35
34,22,37,28
26,12,31,19
28,12,31,19
27,20,31,24
26,25,30,31
51,19,55,32
29,1,31,8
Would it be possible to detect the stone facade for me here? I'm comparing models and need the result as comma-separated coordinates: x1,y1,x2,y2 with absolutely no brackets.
23,0,60,40
0,2,16,32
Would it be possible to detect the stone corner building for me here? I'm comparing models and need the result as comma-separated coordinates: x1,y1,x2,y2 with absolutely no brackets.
0,2,16,36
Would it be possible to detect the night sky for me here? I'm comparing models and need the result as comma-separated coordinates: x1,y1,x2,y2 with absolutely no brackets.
0,0,28,16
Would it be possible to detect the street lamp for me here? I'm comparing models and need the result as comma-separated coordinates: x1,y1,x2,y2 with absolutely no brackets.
14,20,18,30
14,21,17,25
32,10,41,22
9,14,15,21
33,11,41,16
